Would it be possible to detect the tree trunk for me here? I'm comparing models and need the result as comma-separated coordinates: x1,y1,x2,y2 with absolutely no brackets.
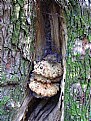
1,0,67,121
13,1,67,121
0,0,34,120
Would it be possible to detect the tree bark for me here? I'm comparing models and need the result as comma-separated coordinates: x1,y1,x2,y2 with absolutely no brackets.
0,0,34,120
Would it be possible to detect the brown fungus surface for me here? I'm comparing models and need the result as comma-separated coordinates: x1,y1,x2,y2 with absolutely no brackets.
33,60,63,79
29,59,63,97
29,80,59,97
33,74,61,83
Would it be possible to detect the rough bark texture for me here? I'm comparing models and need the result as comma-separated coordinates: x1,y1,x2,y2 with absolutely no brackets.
0,0,34,120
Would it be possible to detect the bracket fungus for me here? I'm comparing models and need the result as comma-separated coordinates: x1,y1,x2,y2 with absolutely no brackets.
33,60,63,79
34,74,61,83
29,80,59,97
29,56,63,97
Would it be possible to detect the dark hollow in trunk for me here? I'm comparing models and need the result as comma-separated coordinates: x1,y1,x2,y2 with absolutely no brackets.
35,0,63,61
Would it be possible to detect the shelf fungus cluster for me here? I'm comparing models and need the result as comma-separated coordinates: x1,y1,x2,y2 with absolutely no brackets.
29,58,63,97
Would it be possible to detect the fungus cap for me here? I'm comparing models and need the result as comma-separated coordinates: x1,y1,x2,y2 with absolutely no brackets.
33,60,63,79
29,80,59,97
